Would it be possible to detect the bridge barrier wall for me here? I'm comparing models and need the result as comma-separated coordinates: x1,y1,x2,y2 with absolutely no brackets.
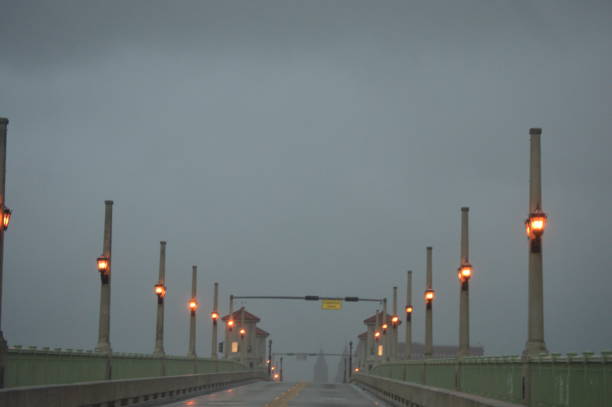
367,352,612,407
353,372,522,407
0,369,265,407
6,346,245,388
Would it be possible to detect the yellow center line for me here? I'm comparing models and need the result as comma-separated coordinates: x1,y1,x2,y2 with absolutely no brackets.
265,382,310,407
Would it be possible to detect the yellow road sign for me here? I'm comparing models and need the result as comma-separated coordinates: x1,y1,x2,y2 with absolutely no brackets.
321,299,343,310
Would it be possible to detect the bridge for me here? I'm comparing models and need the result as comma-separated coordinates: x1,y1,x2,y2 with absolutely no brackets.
0,121,609,407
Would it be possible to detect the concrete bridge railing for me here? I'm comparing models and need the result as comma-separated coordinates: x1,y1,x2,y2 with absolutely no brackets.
364,352,612,407
353,372,522,407
0,369,265,407
5,346,249,388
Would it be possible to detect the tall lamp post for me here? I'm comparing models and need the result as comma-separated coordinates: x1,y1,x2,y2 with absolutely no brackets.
458,207,473,356
524,128,548,356
424,247,435,358
211,282,219,359
391,287,399,360
0,117,12,388
153,241,167,357
95,200,113,355
267,339,273,377
405,270,413,360
187,265,198,358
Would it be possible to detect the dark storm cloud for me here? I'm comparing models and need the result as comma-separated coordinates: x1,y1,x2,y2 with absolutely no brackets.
1,0,611,381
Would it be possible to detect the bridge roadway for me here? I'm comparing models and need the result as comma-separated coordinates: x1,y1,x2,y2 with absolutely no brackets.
158,381,388,407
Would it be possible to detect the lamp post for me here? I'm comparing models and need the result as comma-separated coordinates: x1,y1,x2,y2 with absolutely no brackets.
224,294,234,359
267,339,273,377
348,341,353,379
153,241,167,357
0,117,10,388
524,128,548,356
405,270,413,360
424,247,435,358
95,200,113,355
211,282,219,359
391,286,399,360
239,307,246,365
382,298,388,361
187,265,198,358
458,207,473,357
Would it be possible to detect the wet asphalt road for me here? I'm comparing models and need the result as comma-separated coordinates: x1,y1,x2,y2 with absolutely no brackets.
159,381,388,407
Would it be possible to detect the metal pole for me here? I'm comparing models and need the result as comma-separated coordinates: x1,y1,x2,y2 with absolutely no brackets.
268,339,272,377
280,356,283,382
153,241,166,357
349,341,353,379
375,308,381,361
459,207,470,356
224,295,234,359
524,128,548,356
240,307,246,365
425,246,433,358
405,270,412,359
95,200,113,355
211,282,219,359
382,298,388,361
188,265,197,358
392,286,398,360
0,118,8,387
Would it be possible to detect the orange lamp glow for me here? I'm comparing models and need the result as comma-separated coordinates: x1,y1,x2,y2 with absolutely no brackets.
274,373,280,379
405,305,413,314
526,211,547,239
424,289,435,302
239,328,246,336
96,256,109,273
154,284,166,297
228,319,235,330
188,299,198,311
2,208,11,230
374,330,381,339
211,311,219,321
271,366,276,371
391,315,400,324
457,264,473,282
354,367,360,373
382,323,388,331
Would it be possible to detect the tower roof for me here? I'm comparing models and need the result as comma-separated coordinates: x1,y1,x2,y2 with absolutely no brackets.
222,307,261,322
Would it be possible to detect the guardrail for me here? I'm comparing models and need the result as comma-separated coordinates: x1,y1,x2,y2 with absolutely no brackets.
353,372,522,407
365,352,612,406
6,346,246,387
0,369,265,407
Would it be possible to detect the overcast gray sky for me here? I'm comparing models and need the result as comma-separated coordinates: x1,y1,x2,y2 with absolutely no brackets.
1,0,611,381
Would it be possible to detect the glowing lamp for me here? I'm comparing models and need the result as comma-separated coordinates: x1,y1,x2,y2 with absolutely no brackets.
154,284,166,298
405,305,413,314
2,208,11,230
274,373,279,379
271,366,276,371
424,289,435,302
211,311,219,321
188,299,198,311
374,330,381,340
228,319,235,331
457,264,473,283
391,315,400,325
354,367,360,372
239,328,246,337
96,256,109,273
526,211,547,239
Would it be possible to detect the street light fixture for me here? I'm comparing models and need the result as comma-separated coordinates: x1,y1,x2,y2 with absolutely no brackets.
391,315,400,327
382,323,388,334
211,311,219,322
239,328,246,338
525,210,547,239
457,263,473,283
424,289,435,303
2,207,11,230
154,284,166,299
188,299,198,311
374,330,381,341
227,319,234,331
96,256,109,274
